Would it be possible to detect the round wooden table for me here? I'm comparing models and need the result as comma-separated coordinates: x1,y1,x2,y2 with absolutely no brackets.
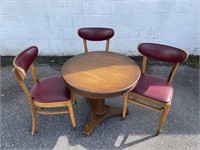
61,51,140,135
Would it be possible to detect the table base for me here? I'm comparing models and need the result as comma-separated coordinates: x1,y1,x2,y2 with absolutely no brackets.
83,105,122,136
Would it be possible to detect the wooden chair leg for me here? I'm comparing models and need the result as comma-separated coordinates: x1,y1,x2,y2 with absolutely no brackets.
122,93,129,120
71,92,77,104
31,112,37,135
157,103,171,135
73,93,77,104
67,101,76,128
105,39,110,52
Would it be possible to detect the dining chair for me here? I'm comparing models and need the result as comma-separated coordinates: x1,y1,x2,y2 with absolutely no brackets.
122,43,188,135
78,27,115,53
12,46,76,135
75,27,115,103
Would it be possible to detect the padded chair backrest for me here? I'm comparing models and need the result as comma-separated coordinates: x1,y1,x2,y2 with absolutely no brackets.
78,27,114,52
78,27,114,41
12,46,39,107
13,46,38,80
138,43,189,83
138,43,188,63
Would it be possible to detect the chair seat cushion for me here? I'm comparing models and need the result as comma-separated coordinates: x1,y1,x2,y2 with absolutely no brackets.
132,74,173,103
31,76,71,103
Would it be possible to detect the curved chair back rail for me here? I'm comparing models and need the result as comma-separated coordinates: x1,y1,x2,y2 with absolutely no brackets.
78,27,115,52
122,42,189,135
13,46,38,80
138,43,189,82
78,28,114,41
12,46,76,135
138,43,188,63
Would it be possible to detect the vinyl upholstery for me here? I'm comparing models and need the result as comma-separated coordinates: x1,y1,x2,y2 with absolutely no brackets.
78,27,114,41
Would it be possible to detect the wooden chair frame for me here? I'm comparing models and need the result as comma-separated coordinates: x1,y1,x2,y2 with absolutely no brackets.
13,58,76,135
83,38,110,53
122,55,180,135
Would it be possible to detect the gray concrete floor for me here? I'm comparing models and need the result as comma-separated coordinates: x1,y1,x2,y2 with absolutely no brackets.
0,63,199,150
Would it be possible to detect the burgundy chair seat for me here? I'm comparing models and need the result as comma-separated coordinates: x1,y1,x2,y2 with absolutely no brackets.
132,74,173,103
31,76,71,103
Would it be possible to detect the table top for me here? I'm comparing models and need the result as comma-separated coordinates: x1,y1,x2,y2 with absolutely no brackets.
61,51,141,99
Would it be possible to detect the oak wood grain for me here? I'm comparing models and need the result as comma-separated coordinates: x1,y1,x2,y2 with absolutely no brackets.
62,51,141,99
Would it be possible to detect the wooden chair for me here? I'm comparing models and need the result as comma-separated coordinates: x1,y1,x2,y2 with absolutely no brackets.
122,43,188,135
12,46,76,135
78,27,115,53
74,27,115,103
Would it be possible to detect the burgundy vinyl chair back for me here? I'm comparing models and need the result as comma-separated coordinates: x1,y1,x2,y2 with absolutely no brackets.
13,46,38,79
78,27,114,52
78,28,114,41
138,43,188,83
138,43,188,63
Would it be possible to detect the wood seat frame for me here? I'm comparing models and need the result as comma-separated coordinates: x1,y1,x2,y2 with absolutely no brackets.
12,46,76,135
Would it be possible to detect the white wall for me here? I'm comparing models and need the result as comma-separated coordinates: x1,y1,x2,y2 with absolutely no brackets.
0,0,199,56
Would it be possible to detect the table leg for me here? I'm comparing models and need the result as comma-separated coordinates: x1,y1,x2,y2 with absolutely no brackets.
83,98,122,136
